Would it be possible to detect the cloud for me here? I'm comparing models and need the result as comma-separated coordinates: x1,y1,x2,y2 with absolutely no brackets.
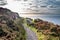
31,0,60,14
0,0,7,6
0,0,60,14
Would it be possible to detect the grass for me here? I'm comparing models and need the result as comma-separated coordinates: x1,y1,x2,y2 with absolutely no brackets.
24,19,45,40
24,23,46,40
23,18,59,40
24,23,59,40
29,27,45,40
13,18,26,40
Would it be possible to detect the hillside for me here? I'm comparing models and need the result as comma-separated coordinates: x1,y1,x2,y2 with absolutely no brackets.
25,18,60,40
0,7,60,40
0,7,26,40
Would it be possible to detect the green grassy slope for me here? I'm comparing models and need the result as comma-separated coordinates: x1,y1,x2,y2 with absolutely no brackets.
24,18,60,40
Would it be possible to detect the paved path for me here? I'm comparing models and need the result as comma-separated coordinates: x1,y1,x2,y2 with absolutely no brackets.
23,24,38,40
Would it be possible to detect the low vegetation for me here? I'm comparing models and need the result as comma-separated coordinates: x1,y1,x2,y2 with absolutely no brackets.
0,7,26,40
25,18,60,40
1,7,60,40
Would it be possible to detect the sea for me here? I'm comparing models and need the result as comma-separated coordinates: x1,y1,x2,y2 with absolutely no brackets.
20,13,60,25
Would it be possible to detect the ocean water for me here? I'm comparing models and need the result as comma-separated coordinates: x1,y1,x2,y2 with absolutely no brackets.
20,13,60,25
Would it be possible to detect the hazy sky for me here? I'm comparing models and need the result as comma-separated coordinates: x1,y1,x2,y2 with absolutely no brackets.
0,0,60,14
0,0,60,25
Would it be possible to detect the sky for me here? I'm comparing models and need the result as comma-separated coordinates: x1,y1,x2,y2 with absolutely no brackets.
0,0,60,25
0,0,60,14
